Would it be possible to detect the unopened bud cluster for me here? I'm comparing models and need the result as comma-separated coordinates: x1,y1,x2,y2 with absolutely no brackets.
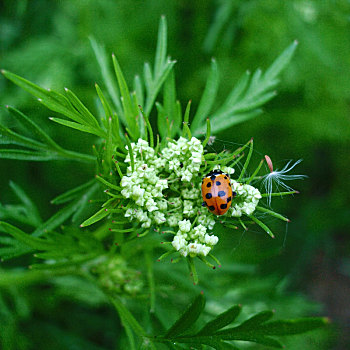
93,256,143,295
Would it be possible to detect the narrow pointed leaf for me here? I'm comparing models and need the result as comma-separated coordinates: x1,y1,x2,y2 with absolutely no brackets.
0,124,45,150
264,40,298,80
234,91,277,113
193,42,297,137
0,222,55,250
260,317,329,336
9,181,42,225
236,310,275,330
2,70,88,125
165,293,205,338
105,116,114,169
89,38,124,119
158,70,179,138
247,336,283,349
209,110,263,135
197,305,242,335
256,206,289,222
80,207,110,227
143,62,153,91
32,198,89,237
154,15,167,79
249,215,275,238
6,106,61,150
95,83,113,119
248,69,262,92
0,149,56,161
217,71,250,114
134,75,144,108
64,88,100,127
50,117,106,138
51,179,96,204
71,183,100,223
145,59,176,117
191,58,219,134
112,55,138,138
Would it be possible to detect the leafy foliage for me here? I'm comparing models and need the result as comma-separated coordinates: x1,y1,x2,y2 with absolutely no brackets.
191,41,298,136
0,8,335,350
149,294,328,349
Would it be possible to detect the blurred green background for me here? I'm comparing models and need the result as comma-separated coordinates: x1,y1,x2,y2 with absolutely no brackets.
1,0,349,349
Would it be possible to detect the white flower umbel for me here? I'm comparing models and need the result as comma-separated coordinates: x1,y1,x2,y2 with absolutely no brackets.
121,139,168,215
171,223,218,257
230,181,262,217
121,137,218,258
161,137,204,182
121,137,213,241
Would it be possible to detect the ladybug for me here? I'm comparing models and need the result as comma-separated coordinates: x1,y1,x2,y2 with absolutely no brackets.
201,169,236,216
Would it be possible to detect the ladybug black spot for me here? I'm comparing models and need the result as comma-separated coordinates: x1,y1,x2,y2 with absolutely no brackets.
224,176,228,179
216,181,221,186
206,182,212,188
205,193,212,199
218,190,226,197
210,175,216,181
208,205,215,211
227,196,232,203
220,203,227,210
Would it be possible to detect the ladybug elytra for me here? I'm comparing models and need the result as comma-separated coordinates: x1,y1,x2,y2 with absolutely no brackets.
201,169,235,216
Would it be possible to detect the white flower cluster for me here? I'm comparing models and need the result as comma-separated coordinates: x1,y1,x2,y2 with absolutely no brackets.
119,137,219,257
122,139,168,228
171,220,219,257
217,165,235,175
230,180,262,217
162,137,203,182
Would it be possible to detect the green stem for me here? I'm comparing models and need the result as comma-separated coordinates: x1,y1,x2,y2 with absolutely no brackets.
187,256,198,284
237,138,253,182
248,215,275,238
108,294,148,337
261,190,299,197
202,118,211,148
256,206,290,222
55,148,96,163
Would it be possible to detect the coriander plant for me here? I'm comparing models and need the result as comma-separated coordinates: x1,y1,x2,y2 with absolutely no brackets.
0,17,327,349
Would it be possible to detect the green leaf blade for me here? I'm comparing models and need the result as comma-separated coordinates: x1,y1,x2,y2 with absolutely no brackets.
64,88,100,128
0,149,56,161
9,181,42,225
264,40,298,81
197,305,242,335
154,15,167,79
49,117,106,138
0,123,45,150
112,55,139,139
0,222,55,250
6,106,61,151
165,293,206,338
51,179,96,205
191,58,219,134
89,37,124,120
261,317,329,336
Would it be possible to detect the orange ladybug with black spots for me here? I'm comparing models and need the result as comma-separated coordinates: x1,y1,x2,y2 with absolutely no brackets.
201,169,236,215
